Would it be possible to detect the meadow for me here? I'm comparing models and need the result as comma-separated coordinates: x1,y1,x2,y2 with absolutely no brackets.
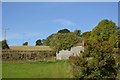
2,60,73,78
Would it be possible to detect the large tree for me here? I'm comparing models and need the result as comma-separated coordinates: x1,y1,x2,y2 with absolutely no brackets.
46,30,80,52
89,19,118,42
69,19,120,79
69,41,119,79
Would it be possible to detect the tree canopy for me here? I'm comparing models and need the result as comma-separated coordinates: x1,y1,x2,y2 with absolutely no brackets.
1,40,9,49
69,19,120,79
74,29,81,36
89,19,118,42
22,42,28,46
35,39,42,46
46,31,81,52
57,28,70,33
81,31,91,40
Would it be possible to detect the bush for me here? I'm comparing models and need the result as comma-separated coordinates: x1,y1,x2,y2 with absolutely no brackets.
22,42,28,46
1,40,9,49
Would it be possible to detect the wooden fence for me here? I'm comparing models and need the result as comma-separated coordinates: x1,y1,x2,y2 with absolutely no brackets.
1,50,55,61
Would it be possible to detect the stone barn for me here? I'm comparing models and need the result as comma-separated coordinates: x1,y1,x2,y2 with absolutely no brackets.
56,41,85,60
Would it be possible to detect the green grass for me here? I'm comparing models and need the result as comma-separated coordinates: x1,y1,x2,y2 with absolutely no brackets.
2,60,73,78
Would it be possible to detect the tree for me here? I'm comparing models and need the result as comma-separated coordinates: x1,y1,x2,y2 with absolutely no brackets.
89,19,118,42
1,40,9,49
81,31,91,39
57,28,70,33
69,41,119,79
22,42,28,46
41,39,46,46
69,20,120,79
46,31,80,52
108,32,120,48
35,39,42,46
74,29,81,36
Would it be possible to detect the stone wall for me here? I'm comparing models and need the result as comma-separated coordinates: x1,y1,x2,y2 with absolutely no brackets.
1,50,55,61
56,46,84,60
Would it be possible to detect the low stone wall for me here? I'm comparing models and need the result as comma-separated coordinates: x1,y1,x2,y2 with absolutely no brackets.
1,50,55,61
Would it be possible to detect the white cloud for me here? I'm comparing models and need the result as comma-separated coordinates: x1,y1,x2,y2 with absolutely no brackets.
52,19,76,27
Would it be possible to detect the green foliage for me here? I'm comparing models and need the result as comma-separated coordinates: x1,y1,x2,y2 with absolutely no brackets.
35,39,42,46
22,42,28,46
57,28,70,33
1,40,9,49
46,32,80,52
81,31,91,40
89,19,118,42
69,19,120,79
41,39,47,46
74,29,81,36
109,32,120,48
69,41,119,79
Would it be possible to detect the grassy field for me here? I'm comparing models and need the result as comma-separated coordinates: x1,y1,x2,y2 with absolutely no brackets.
2,60,73,78
9,46,52,51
